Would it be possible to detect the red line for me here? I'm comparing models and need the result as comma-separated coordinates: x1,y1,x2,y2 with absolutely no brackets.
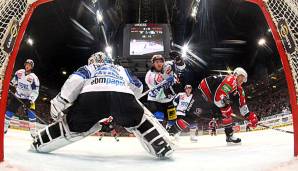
246,0,298,156
0,0,53,162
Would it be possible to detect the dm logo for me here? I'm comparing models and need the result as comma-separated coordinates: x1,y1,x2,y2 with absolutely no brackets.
3,18,19,54
277,19,296,54
280,24,289,38
10,24,18,38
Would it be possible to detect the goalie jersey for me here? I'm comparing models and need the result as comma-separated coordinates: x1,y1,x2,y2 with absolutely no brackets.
59,63,143,103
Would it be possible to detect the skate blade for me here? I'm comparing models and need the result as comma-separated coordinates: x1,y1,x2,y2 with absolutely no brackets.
190,139,198,143
226,142,242,146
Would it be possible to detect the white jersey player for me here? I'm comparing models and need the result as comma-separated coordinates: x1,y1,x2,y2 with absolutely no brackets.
5,59,40,137
145,51,185,125
173,85,193,116
171,85,198,142
31,52,175,158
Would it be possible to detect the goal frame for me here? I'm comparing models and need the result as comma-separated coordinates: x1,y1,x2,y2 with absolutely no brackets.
0,0,53,161
0,0,297,162
246,0,298,156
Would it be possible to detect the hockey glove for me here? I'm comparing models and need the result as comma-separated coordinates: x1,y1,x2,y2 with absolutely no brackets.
245,112,258,128
222,96,231,106
99,116,114,132
50,93,70,121
29,102,36,110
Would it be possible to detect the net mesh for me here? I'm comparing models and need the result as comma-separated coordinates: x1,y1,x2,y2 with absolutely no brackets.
0,0,30,98
263,0,298,103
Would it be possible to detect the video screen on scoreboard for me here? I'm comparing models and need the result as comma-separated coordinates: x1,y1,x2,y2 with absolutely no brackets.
129,24,164,56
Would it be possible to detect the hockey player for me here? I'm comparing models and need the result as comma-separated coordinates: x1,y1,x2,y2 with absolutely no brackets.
31,52,175,158
4,59,39,137
168,67,258,144
145,51,185,126
171,85,198,142
209,118,218,136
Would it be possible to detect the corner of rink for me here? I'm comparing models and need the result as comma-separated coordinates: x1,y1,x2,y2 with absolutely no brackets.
0,161,23,171
265,157,298,171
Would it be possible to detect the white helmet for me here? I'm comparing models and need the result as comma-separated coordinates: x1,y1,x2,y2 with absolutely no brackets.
88,51,113,65
24,59,34,68
233,67,247,82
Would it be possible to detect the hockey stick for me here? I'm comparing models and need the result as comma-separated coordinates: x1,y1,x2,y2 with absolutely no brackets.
231,113,294,134
8,89,48,124
139,78,174,99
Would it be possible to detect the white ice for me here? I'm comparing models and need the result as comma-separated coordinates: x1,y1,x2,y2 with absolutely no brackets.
1,126,297,171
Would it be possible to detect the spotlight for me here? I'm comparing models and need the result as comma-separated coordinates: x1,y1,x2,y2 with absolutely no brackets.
96,10,103,23
182,44,189,57
258,38,266,46
27,38,34,46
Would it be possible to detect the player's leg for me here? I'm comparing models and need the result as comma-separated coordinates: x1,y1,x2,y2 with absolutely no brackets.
31,114,112,152
31,92,114,152
147,101,165,125
113,93,174,158
221,110,241,144
4,96,22,133
189,123,198,142
24,100,37,137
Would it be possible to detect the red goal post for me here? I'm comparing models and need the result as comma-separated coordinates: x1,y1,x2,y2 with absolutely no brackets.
246,0,298,156
0,0,297,162
0,0,53,162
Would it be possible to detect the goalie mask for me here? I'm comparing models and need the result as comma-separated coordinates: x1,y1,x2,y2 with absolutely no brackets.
88,51,113,65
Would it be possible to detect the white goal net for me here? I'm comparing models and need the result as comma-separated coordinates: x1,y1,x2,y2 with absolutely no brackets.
0,0,36,99
263,0,298,102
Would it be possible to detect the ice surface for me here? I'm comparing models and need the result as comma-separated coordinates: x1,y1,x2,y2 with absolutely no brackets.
0,126,297,171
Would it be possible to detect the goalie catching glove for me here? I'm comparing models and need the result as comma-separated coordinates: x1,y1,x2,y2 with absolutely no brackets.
245,112,258,128
50,93,71,121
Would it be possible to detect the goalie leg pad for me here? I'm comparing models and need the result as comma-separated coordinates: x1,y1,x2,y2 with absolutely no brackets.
126,106,175,158
31,115,103,153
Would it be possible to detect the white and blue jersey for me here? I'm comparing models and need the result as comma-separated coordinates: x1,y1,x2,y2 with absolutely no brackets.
11,69,40,102
173,92,193,116
59,63,143,103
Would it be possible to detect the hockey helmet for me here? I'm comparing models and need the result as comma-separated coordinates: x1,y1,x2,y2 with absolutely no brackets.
24,59,34,68
233,67,247,82
151,54,165,63
184,84,192,89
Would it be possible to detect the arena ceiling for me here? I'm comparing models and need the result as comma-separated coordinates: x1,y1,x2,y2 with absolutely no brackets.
14,0,282,96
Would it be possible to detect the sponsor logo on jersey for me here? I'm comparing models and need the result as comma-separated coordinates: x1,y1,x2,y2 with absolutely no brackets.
91,77,125,86
222,84,232,93
155,73,163,84
26,76,33,84
180,101,189,107
18,82,29,90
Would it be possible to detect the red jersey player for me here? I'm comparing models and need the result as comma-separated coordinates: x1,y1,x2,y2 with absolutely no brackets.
199,67,258,143
167,67,258,144
209,118,218,136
